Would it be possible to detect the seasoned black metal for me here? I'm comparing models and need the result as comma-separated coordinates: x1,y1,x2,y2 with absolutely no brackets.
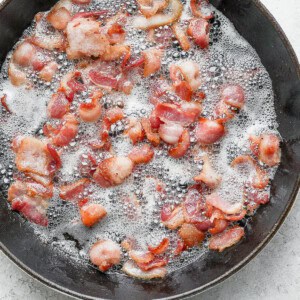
0,0,299,299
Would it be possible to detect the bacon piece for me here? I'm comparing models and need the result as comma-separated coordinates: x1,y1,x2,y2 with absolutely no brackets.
206,193,243,215
122,260,167,279
174,81,193,101
1,94,11,113
231,155,269,189
129,250,155,264
124,117,145,144
182,188,212,231
137,257,168,271
209,226,245,252
161,204,185,230
193,154,221,189
159,123,184,145
214,100,235,122
29,31,64,51
155,103,199,126
123,56,145,72
39,61,58,82
47,144,62,175
80,203,107,227
190,0,214,20
121,237,137,252
47,93,70,119
209,219,228,235
89,70,118,90
221,85,245,109
78,91,102,122
141,118,160,146
66,17,110,59
12,42,37,67
133,0,183,30
142,47,163,77
93,157,134,188
246,189,270,214
8,62,27,86
89,240,122,272
59,71,85,101
137,0,169,18
170,60,201,91
195,118,225,145
149,110,163,129
178,223,205,248
128,144,154,164
15,137,53,177
101,44,130,62
174,239,186,256
59,178,91,201
225,209,247,221
168,129,190,159
172,23,191,51
105,107,124,123
249,134,281,167
51,114,79,147
148,238,169,255
72,0,91,4
47,2,72,30
106,21,126,45
187,18,210,49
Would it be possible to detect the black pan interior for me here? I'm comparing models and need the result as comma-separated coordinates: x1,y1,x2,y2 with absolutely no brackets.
0,0,299,299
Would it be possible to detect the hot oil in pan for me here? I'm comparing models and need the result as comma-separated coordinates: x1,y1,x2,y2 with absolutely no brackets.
0,0,279,274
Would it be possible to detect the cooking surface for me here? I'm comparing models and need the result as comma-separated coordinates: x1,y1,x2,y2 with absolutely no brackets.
0,0,299,299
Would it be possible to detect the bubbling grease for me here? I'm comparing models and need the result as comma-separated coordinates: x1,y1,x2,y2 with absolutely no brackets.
0,0,279,274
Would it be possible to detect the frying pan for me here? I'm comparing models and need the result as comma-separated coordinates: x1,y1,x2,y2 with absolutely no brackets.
0,0,299,299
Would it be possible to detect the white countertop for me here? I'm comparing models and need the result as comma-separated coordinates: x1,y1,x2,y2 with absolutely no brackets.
0,0,299,299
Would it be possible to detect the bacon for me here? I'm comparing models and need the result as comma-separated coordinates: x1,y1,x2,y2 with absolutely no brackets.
1,94,11,113
231,155,269,189
8,62,27,86
89,240,122,272
80,203,107,227
66,17,110,59
159,123,184,145
47,144,62,175
121,237,137,252
59,71,85,101
148,237,169,255
124,117,145,144
15,137,54,177
101,45,130,62
225,209,247,221
137,257,168,271
47,2,72,30
206,193,243,215
137,0,169,18
93,157,134,188
195,118,225,145
72,0,92,5
123,56,145,72
178,223,205,247
39,61,58,82
149,110,163,129
133,0,183,30
193,154,221,189
129,250,155,264
174,81,193,101
142,47,163,77
190,0,214,20
173,239,186,256
141,118,160,146
249,134,281,167
170,60,201,91
168,129,190,158
187,18,210,49
12,42,37,67
59,178,91,201
50,114,79,147
209,219,228,235
105,107,124,123
128,144,154,164
78,91,102,123
71,10,108,20
11,196,49,226
47,93,70,119
209,226,245,252
246,189,270,214
182,188,212,231
161,204,185,230
172,23,191,51
106,23,126,44
122,260,167,279
214,100,235,122
155,103,199,126
89,70,118,89
29,31,65,51
221,85,245,109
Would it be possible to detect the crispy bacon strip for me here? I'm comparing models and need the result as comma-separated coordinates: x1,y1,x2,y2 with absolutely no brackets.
148,238,170,255
179,223,205,247
172,23,191,51
59,178,91,201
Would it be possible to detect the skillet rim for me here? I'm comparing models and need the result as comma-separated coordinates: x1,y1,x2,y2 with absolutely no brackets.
0,0,299,299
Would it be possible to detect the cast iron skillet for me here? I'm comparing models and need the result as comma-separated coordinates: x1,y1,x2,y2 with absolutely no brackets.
0,0,299,299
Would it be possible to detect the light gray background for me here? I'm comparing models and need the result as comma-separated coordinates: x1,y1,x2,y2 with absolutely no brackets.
0,0,299,299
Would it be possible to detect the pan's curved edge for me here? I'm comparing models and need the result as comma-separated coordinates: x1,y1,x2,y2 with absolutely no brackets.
0,1,299,300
